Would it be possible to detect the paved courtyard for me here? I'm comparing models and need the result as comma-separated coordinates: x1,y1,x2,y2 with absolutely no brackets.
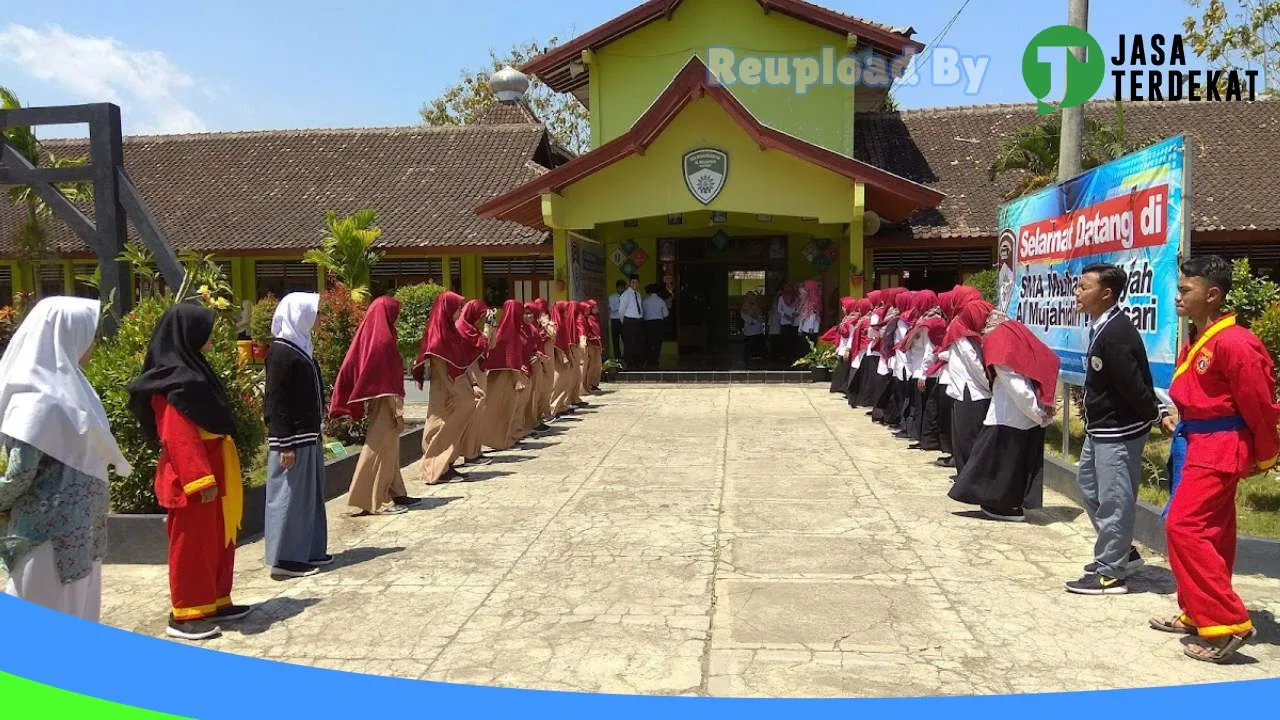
98,385,1280,696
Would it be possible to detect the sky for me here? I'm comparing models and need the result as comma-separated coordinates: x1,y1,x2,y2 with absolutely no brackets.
0,0,1240,138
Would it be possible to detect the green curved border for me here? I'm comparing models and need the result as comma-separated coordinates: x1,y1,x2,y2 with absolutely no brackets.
0,671,189,719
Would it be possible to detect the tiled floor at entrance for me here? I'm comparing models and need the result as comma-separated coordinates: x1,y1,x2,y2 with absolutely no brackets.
92,385,1280,696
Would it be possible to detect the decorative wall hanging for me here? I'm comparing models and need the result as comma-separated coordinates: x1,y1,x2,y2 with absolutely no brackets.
683,148,728,205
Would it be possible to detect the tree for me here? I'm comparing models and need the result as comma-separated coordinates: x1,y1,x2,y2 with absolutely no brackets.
1,86,94,296
420,37,590,154
303,209,385,301
988,103,1159,199
1184,0,1280,97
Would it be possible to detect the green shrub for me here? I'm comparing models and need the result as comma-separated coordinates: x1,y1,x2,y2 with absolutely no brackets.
393,283,445,366
967,269,997,304
315,282,369,445
85,297,265,514
249,293,278,344
1225,258,1280,328
1251,302,1280,390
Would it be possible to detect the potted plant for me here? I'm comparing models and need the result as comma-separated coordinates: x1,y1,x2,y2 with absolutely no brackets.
602,358,621,382
792,338,835,382
249,293,278,362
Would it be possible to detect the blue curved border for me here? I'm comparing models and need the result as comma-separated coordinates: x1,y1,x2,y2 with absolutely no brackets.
1,595,1275,718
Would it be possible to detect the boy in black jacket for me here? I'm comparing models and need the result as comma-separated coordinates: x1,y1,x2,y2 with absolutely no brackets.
1066,264,1167,595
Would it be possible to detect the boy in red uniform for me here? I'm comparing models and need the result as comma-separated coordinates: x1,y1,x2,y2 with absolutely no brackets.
129,303,252,641
1150,256,1280,663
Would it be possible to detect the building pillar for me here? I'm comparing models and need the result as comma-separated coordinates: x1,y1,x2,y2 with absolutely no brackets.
245,258,257,301
848,183,866,299
460,255,481,299
62,261,74,295
552,228,569,301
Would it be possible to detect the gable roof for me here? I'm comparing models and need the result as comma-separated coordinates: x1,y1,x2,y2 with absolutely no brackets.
0,120,556,257
477,55,945,228
854,99,1280,241
523,0,920,95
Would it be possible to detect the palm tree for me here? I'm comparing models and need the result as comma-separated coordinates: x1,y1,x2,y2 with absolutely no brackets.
2,86,94,296
988,103,1156,200
303,209,385,301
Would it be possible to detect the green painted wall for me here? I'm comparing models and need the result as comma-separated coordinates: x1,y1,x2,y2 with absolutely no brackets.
561,96,858,230
592,0,855,156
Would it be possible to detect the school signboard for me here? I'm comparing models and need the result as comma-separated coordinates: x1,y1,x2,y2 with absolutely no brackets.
996,135,1188,390
568,234,606,302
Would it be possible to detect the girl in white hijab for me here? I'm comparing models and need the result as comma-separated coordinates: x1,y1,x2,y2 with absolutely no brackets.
0,297,130,620
263,293,330,578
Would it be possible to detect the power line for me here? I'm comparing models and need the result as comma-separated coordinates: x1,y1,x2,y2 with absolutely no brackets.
886,0,974,106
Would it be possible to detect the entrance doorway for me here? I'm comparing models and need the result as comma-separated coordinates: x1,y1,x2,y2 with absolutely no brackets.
671,235,788,370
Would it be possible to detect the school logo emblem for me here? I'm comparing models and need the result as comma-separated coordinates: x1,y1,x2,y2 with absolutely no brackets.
1090,355,1103,372
1195,351,1212,374
683,148,728,205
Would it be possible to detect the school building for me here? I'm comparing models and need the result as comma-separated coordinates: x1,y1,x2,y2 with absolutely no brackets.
2,0,1278,367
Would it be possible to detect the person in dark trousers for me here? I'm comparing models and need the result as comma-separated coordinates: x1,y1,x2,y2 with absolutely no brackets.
618,275,645,370
642,283,669,369
1066,264,1166,595
607,280,626,361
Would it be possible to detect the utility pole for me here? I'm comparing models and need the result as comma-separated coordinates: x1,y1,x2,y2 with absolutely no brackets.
1057,0,1089,182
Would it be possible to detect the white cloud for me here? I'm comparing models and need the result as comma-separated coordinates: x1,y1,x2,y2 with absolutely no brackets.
0,23,209,134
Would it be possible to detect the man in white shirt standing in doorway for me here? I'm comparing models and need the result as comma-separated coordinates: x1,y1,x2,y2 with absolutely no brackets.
618,275,645,370
642,283,670,370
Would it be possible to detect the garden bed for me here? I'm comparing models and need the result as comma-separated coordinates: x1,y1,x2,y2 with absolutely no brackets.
105,424,425,565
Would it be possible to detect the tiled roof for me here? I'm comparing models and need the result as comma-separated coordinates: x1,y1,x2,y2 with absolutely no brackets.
854,99,1280,239
0,121,554,256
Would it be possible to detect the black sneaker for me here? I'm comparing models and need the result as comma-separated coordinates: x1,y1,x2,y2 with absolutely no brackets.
310,554,335,566
392,495,421,507
534,423,551,432
935,456,955,468
1065,573,1128,595
1084,547,1144,574
980,506,1025,522
466,456,494,466
271,561,319,579
214,604,254,621
166,616,221,641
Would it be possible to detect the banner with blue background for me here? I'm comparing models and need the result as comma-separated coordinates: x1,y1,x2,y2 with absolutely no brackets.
996,135,1187,390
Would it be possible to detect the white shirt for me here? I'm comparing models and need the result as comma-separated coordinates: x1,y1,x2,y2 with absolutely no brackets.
936,349,953,386
892,323,910,380
608,292,623,317
642,294,669,321
835,324,854,357
799,311,821,334
906,332,934,380
776,297,799,327
985,366,1052,430
741,309,765,336
946,337,993,401
618,288,644,319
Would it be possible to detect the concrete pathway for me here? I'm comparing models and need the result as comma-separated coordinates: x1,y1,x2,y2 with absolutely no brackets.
97,385,1280,696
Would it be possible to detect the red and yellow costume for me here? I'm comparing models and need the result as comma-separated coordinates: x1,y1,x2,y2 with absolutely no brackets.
1167,314,1280,638
151,395,244,622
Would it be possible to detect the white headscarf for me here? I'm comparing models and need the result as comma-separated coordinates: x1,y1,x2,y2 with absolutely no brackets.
0,297,131,480
271,292,320,357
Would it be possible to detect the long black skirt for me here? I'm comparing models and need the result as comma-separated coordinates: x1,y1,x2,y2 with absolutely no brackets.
869,372,898,424
916,378,942,450
936,384,955,455
855,356,883,407
847,359,873,407
894,377,915,434
948,424,1046,512
830,357,852,394
951,394,991,474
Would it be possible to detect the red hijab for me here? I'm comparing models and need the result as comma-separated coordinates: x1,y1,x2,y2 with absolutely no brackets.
457,299,489,357
416,291,484,381
983,314,1060,409
519,306,541,367
573,301,591,344
897,291,943,351
584,300,603,345
950,286,984,315
940,300,992,353
330,295,404,421
483,300,526,372
527,299,550,349
939,288,958,321
552,301,573,352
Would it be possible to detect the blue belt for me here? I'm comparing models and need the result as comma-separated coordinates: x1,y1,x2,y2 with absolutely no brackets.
1163,415,1245,518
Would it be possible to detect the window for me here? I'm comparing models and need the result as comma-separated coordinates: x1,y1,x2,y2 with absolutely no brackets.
482,256,554,306
38,265,65,297
0,266,12,306
253,261,317,299
371,258,444,295
73,263,99,299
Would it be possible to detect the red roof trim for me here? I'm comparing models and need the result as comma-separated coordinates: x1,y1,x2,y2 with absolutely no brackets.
523,0,920,93
475,56,944,227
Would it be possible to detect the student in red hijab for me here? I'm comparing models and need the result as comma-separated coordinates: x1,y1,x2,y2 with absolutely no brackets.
898,290,945,450
414,292,487,485
582,300,604,394
331,295,414,516
874,289,913,431
929,286,964,467
948,304,1060,522
848,292,884,408
474,300,528,452
568,301,591,407
455,299,494,466
530,299,558,425
548,301,579,417
826,297,858,394
939,300,994,476
511,303,545,441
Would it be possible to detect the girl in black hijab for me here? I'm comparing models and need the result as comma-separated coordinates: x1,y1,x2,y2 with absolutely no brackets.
127,302,250,641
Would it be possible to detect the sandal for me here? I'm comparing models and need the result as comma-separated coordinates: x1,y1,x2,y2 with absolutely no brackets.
1183,629,1256,664
1149,614,1198,635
